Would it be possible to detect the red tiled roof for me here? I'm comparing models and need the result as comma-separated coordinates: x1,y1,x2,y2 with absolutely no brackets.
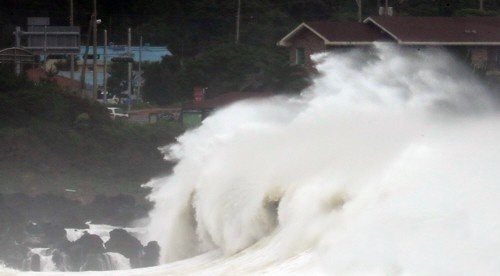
26,68,47,82
364,16,500,45
305,21,388,44
27,68,80,90
278,21,386,46
279,16,500,47
183,92,273,110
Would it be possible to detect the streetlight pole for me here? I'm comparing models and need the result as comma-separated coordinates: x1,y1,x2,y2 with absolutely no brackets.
236,0,241,44
127,27,132,112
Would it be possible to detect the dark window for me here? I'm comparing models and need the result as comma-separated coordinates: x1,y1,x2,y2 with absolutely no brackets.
495,48,500,68
83,54,100,60
296,48,305,65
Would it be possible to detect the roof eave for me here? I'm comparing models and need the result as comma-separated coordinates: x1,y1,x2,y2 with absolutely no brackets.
325,41,387,46
277,23,308,46
364,17,500,46
363,17,404,43
277,22,330,47
400,41,500,46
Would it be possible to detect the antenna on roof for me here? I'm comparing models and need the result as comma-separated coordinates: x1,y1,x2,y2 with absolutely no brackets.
355,0,362,23
378,6,393,16
387,7,393,16
378,0,393,16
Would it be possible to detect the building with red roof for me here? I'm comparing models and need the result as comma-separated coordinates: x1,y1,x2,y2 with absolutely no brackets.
278,16,500,74
26,67,81,91
181,91,273,128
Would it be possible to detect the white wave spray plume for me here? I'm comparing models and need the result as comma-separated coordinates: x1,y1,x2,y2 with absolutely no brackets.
4,46,499,276
140,44,500,275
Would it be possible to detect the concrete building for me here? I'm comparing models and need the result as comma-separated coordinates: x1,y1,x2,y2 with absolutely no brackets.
43,44,171,95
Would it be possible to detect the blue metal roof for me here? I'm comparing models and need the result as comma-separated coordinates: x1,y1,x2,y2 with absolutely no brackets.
79,44,172,62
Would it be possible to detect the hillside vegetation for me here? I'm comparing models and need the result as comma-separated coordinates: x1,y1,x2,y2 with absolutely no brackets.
2,1,499,106
0,66,183,202
1,1,499,200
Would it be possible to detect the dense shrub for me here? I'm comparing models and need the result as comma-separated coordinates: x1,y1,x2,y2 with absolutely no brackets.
0,73,181,198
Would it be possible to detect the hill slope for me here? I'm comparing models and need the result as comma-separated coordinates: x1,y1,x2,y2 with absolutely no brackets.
0,70,182,202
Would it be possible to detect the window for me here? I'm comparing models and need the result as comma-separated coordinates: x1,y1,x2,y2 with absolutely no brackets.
296,47,305,65
83,54,100,60
495,47,500,69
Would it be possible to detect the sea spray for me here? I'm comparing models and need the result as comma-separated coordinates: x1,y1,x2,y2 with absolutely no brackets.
139,44,500,275
1,44,499,276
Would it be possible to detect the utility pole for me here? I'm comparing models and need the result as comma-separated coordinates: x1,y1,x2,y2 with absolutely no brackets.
92,0,98,100
15,27,21,76
236,0,241,44
127,27,132,112
355,0,362,23
138,36,142,103
479,0,484,11
103,29,108,105
43,25,47,62
81,16,93,96
69,0,74,81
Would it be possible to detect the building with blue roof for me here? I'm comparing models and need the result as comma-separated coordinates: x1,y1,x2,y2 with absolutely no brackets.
78,44,172,63
49,44,171,97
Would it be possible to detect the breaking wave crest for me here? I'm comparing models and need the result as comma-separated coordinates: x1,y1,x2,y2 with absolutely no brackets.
141,44,500,275
5,45,493,276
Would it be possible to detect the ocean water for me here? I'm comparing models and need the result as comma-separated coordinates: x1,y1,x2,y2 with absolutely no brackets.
4,44,500,275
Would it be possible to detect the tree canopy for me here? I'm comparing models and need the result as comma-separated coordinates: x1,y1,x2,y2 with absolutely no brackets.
2,0,499,105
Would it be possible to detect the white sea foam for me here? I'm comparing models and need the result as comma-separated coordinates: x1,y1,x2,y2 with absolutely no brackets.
4,44,500,275
143,44,500,275
65,223,146,243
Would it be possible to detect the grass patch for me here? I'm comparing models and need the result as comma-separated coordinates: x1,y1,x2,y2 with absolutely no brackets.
0,73,183,201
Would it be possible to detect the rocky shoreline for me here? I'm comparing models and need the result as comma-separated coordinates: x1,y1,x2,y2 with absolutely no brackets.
0,193,159,271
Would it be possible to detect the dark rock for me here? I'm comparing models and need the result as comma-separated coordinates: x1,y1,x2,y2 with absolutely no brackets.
105,228,144,267
30,254,41,271
51,249,71,271
25,222,67,248
79,253,112,271
0,194,29,269
0,239,28,270
0,192,154,271
141,241,160,267
63,232,105,270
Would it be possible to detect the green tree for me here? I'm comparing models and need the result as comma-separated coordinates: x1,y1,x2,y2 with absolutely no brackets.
0,65,32,92
455,8,499,16
107,62,129,97
142,57,180,105
175,43,305,100
139,43,307,106
238,0,296,45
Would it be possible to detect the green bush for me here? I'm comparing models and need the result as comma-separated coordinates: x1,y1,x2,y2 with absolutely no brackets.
0,79,182,197
455,8,498,16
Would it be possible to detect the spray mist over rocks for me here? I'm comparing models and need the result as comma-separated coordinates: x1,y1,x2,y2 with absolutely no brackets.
140,44,500,275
